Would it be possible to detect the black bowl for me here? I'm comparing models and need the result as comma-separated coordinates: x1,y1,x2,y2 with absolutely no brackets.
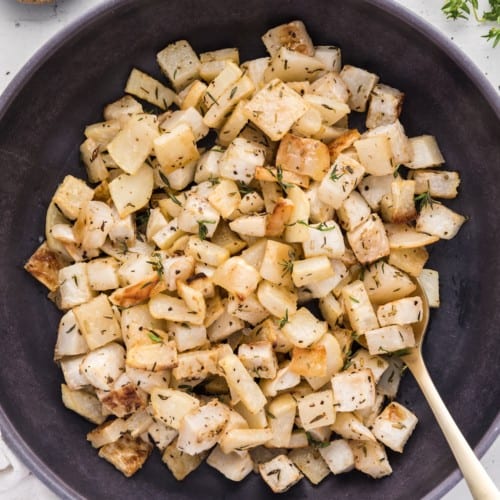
0,1,498,499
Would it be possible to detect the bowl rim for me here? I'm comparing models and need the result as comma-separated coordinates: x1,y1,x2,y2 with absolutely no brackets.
0,1,498,499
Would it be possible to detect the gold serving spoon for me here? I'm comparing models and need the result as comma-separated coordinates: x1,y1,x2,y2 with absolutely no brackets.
401,281,499,499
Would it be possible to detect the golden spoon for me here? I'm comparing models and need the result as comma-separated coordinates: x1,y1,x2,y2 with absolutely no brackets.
401,281,499,499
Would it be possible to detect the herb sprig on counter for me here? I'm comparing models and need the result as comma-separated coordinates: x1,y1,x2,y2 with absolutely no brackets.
441,0,500,47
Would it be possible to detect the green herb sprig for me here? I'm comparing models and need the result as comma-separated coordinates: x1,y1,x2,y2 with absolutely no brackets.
441,0,500,47
414,191,436,210
267,165,293,193
197,219,216,240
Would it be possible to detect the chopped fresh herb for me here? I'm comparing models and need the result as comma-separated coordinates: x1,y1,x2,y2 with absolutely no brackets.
278,309,289,329
296,220,336,232
267,165,293,193
329,165,345,182
148,330,163,343
308,413,326,424
414,190,435,210
349,295,360,303
343,358,353,370
159,171,182,206
197,219,216,240
237,181,257,196
379,347,413,357
147,253,164,278
483,27,500,47
442,0,479,20
279,258,294,277
306,432,330,448
229,86,238,100
392,422,407,429
206,91,219,105
266,469,281,479
65,324,76,334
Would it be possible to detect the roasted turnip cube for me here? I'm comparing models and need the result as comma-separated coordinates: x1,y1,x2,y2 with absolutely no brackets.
260,361,301,397
266,393,297,447
318,154,365,209
340,65,379,112
219,353,267,414
418,268,440,308
405,135,445,169
347,214,390,264
238,341,278,379
416,202,466,240
411,169,460,199
366,83,404,129
220,428,272,454
282,307,328,348
212,256,261,300
331,369,376,412
354,135,394,176
349,348,389,384
177,400,230,455
337,191,371,231
358,174,393,211
206,445,254,481
276,133,330,181
259,454,303,493
365,324,416,355
157,40,201,91
362,261,416,304
319,439,355,474
61,384,105,425
52,175,94,220
98,433,152,477
302,220,345,259
58,262,94,310
297,390,335,431
162,438,207,480
262,20,315,56
388,246,429,277
331,411,376,442
380,178,417,224
292,256,334,288
54,310,88,359
80,342,126,391
341,280,379,334
350,440,392,479
289,447,331,484
150,388,200,430
377,296,424,326
371,401,418,453
243,79,308,141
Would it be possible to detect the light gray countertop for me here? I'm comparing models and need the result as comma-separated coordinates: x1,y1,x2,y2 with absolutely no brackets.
0,1,498,499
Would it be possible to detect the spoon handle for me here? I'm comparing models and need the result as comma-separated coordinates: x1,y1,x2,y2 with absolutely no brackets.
406,355,500,500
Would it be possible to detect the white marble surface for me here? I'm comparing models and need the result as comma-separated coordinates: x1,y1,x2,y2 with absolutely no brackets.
0,1,498,499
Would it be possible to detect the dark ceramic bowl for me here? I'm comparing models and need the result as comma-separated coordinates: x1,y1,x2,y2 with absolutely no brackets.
0,1,499,499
